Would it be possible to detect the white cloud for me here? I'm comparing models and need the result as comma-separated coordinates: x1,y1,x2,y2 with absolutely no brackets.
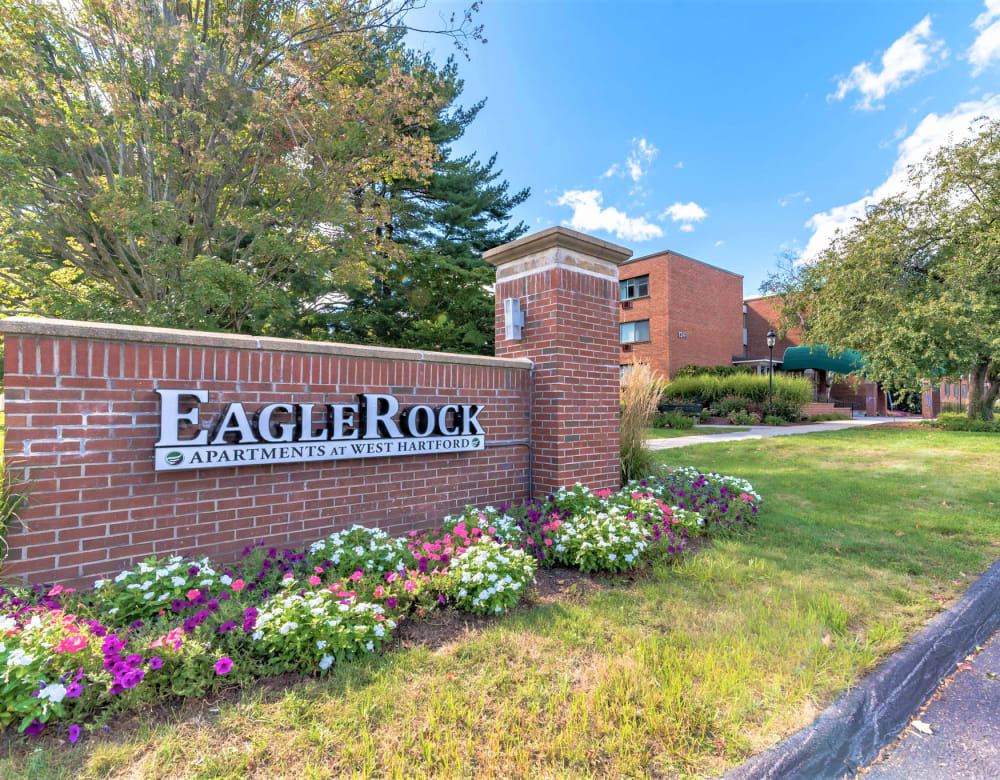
830,16,946,110
662,201,708,231
626,138,658,181
556,189,664,242
803,95,1000,259
714,240,724,247
969,0,1000,75
778,190,810,207
674,161,684,169
603,138,659,182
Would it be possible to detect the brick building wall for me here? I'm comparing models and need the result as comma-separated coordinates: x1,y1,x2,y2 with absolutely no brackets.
743,295,802,360
665,254,743,376
0,321,532,584
616,255,670,378
617,251,743,379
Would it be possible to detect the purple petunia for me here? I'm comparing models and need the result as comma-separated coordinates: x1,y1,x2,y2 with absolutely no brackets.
215,656,233,675
68,724,81,744
23,719,44,736
149,656,163,670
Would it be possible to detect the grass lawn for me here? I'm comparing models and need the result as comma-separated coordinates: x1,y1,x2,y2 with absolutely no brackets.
645,425,750,438
5,428,1000,778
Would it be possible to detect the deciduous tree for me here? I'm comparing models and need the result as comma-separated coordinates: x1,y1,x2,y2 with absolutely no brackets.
763,119,1000,420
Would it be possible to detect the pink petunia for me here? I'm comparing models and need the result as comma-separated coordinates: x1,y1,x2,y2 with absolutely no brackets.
47,585,64,597
54,635,87,654
308,576,321,586
231,579,245,592
186,589,201,601
214,656,233,675
404,580,416,591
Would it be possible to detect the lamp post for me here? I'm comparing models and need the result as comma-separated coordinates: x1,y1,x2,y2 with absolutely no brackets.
766,329,777,415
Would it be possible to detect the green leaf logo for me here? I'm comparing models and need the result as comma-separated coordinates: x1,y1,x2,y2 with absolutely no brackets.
165,451,183,466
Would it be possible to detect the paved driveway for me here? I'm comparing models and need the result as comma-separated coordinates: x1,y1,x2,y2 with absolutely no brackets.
646,417,906,450
863,627,1000,779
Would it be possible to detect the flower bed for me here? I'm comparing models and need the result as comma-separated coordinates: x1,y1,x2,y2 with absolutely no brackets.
0,467,760,743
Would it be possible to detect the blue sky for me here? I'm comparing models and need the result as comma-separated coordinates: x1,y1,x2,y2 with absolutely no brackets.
410,1,1000,296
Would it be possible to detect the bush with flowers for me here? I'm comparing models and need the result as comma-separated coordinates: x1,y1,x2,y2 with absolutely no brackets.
545,506,652,573
0,466,761,743
444,539,536,614
247,583,395,674
90,555,227,624
307,525,414,580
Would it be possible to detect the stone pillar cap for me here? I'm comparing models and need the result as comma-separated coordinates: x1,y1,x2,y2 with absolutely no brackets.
483,226,632,267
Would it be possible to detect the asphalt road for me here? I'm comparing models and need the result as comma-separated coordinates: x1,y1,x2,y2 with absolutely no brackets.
863,627,1000,779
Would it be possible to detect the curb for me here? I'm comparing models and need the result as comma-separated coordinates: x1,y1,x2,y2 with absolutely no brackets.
723,555,1000,780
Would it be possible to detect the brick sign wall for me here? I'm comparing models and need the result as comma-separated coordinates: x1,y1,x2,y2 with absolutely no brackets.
0,228,630,585
0,325,531,583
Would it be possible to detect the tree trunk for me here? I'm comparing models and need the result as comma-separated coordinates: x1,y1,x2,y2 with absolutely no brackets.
967,359,999,421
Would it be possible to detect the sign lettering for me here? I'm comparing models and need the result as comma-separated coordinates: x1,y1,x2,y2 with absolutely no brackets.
154,390,485,471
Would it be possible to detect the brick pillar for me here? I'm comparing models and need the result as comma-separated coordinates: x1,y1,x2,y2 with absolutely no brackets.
922,382,941,419
484,227,632,496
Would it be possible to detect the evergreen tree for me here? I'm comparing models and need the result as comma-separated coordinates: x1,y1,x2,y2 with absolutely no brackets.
303,60,530,355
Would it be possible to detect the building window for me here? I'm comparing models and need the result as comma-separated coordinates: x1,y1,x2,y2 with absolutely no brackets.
620,364,634,378
962,384,968,398
620,275,649,301
620,320,650,344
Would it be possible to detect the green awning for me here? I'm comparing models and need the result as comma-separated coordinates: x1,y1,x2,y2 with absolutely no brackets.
780,345,866,374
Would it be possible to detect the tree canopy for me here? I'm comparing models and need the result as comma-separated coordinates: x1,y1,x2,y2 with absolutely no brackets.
0,0,518,349
763,118,1000,419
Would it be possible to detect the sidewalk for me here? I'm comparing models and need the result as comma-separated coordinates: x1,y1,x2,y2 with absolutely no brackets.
646,417,903,450
863,627,1000,779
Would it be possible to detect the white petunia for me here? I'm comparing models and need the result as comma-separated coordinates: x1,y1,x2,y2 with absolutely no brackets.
37,683,67,703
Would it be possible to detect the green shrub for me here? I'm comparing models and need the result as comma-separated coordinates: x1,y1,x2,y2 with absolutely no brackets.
728,410,759,425
763,397,802,422
809,413,850,422
698,408,711,423
662,372,812,410
763,415,785,426
653,411,695,429
927,413,1000,433
713,396,750,416
675,364,753,378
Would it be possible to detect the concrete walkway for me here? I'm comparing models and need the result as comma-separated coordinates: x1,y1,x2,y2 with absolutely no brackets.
864,627,1000,779
646,417,905,450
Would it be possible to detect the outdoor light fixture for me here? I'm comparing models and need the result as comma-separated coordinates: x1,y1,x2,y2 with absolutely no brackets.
766,329,777,414
504,297,525,341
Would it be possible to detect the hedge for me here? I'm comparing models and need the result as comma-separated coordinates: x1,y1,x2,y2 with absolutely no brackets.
661,373,813,407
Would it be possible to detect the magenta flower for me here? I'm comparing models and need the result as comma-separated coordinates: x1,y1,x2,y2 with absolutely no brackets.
68,724,80,744
215,656,233,675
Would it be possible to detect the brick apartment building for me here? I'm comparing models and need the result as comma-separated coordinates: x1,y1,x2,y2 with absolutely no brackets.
617,250,743,378
617,251,887,415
